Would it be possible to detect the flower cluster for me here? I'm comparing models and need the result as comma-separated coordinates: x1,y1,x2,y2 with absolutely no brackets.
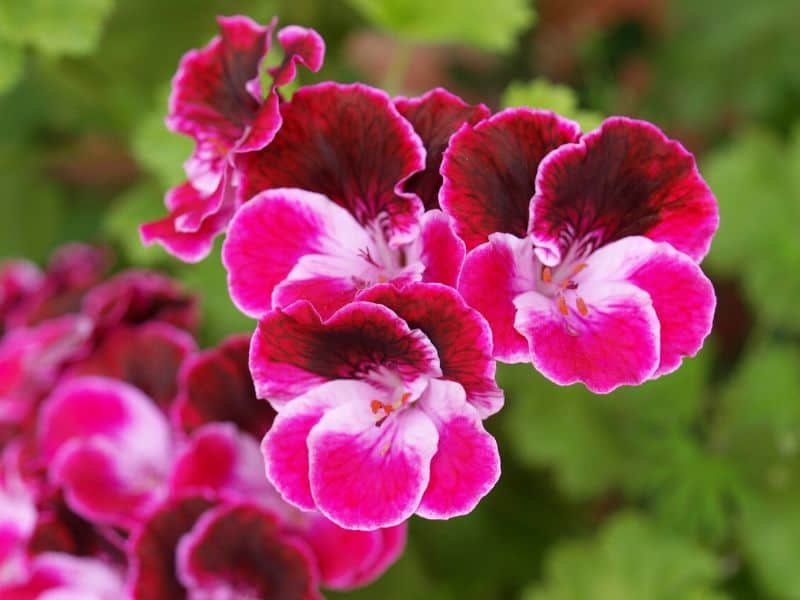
0,245,404,598
141,13,719,540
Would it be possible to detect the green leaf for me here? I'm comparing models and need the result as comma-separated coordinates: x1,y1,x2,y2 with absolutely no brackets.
523,512,729,600
346,0,534,52
0,39,24,94
502,79,604,131
131,102,192,188
0,0,115,56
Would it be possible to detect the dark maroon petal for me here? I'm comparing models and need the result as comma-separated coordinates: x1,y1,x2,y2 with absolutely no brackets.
395,88,490,210
531,117,719,265
176,503,320,600
83,269,198,333
359,283,503,417
69,322,196,409
236,82,426,244
172,335,275,440
250,300,440,405
128,495,216,600
268,25,325,87
440,108,580,250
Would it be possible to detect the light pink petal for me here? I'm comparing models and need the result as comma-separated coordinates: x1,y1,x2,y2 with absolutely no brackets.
458,233,536,363
262,381,368,511
236,82,425,245
176,503,321,600
513,281,660,393
416,380,500,518
222,188,369,318
0,487,36,582
531,117,719,266
440,108,580,250
308,403,439,529
268,25,325,87
4,553,125,600
250,300,441,406
582,236,716,377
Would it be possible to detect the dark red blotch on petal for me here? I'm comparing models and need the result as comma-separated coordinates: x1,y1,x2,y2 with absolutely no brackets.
173,335,275,440
440,108,580,250
395,88,490,210
236,82,425,242
128,495,216,600
531,117,719,263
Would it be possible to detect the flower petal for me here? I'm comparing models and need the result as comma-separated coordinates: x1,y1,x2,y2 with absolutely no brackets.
395,88,490,210
250,300,441,406
513,281,660,393
416,380,500,518
236,82,426,245
172,334,275,439
458,233,536,363
268,25,325,87
581,236,716,377
222,187,369,318
176,503,321,600
128,495,215,600
308,403,439,529
3,553,124,600
440,108,580,250
359,282,503,417
414,209,466,288
262,380,370,511
531,117,719,265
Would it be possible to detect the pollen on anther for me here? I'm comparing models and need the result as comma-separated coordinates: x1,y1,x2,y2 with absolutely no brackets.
370,400,382,414
557,295,569,316
576,297,589,316
542,266,553,283
400,392,412,405
571,263,588,276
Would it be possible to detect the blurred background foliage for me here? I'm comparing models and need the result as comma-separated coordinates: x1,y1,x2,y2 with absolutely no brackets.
2,0,799,598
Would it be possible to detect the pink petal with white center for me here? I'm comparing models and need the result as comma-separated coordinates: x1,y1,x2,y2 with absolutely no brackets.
250,300,441,406
236,82,426,245
395,88,490,210
531,117,719,266
222,187,370,318
416,380,500,518
268,25,325,87
414,209,466,288
308,402,439,529
359,282,503,417
176,503,321,600
262,381,367,510
169,423,272,501
1,553,125,600
514,281,660,393
458,233,536,363
581,236,716,377
301,516,406,590
139,178,236,263
440,108,581,250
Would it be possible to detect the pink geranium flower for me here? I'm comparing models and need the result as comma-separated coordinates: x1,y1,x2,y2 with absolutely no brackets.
256,282,502,529
223,82,467,319
140,15,325,262
446,114,718,392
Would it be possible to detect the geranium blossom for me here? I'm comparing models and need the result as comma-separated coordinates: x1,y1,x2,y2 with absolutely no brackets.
447,115,718,392
257,282,502,529
140,15,325,262
223,82,467,319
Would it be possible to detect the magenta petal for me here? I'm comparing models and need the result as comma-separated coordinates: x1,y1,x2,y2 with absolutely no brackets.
236,82,426,245
4,553,125,599
440,108,580,250
359,282,503,417
222,187,369,318
458,233,536,363
262,381,365,511
128,495,215,600
172,334,275,439
308,403,439,529
271,257,363,320
176,503,321,600
585,236,716,377
250,300,441,406
514,281,660,393
395,88,490,210
417,380,500,519
268,25,325,87
415,209,466,288
531,117,719,265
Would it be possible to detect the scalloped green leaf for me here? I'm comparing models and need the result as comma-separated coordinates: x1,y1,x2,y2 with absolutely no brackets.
346,0,534,52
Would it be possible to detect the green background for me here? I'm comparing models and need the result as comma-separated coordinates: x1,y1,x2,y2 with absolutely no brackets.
2,1,799,598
